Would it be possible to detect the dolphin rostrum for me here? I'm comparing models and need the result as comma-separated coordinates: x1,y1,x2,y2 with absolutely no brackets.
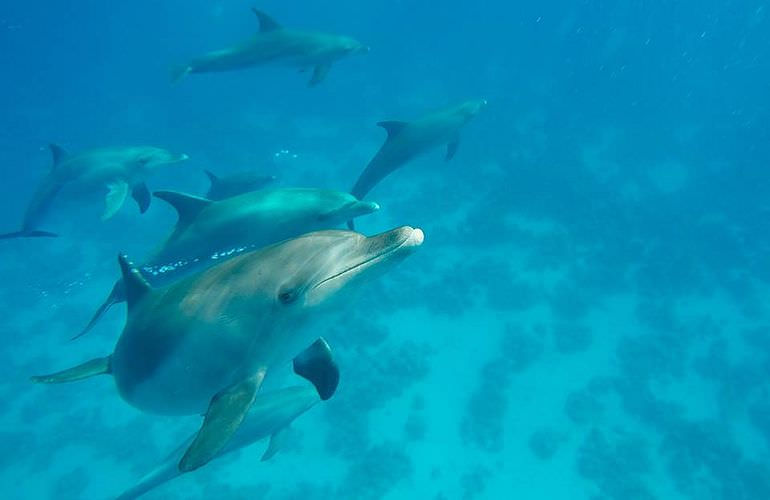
172,9,369,86
348,99,487,228
203,169,277,200
32,226,423,472
116,384,328,499
74,187,380,339
0,144,188,239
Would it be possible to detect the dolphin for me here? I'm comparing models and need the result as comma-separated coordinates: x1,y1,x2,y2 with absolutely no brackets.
0,144,188,239
203,169,277,200
74,187,380,339
116,384,327,499
32,226,424,472
347,99,487,228
172,9,369,86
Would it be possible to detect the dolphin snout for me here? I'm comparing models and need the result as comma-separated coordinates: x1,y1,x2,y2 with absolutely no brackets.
405,227,424,247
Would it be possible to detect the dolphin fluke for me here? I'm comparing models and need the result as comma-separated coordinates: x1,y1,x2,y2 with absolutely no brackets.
72,280,126,340
179,369,267,472
0,229,58,240
31,356,112,384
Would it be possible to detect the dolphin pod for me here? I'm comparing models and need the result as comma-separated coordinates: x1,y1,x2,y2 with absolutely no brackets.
172,9,369,86
33,226,423,471
0,144,188,239
74,187,380,339
15,6,488,495
348,99,487,228
115,385,325,499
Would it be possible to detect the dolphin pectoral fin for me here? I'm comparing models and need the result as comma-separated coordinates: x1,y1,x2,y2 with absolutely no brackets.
293,337,339,401
308,63,331,87
49,143,70,168
103,181,129,220
346,219,356,230
131,183,151,214
261,426,291,461
0,229,58,240
252,9,282,32
179,369,267,472
31,355,111,384
446,135,460,161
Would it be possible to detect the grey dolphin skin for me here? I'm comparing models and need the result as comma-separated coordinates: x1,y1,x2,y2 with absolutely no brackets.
172,9,369,86
32,226,424,472
348,99,487,229
203,169,277,200
116,385,324,499
74,187,379,339
0,144,188,239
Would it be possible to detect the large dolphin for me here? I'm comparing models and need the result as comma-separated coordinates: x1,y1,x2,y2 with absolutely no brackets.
172,9,369,86
348,99,487,228
116,384,326,499
203,169,277,200
74,187,379,339
33,226,424,472
0,144,188,239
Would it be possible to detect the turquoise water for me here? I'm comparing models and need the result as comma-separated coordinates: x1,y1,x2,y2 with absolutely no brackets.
1,1,769,499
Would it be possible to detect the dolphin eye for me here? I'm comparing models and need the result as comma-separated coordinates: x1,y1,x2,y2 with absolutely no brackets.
278,289,298,305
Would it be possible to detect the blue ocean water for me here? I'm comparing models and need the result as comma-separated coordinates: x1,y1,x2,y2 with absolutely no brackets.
1,1,769,498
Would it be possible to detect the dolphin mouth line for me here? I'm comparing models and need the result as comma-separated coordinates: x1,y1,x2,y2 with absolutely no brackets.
312,230,417,289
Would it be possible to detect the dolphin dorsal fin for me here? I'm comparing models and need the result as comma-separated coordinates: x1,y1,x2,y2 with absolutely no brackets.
252,9,281,32
49,143,70,168
117,254,152,307
153,191,212,227
377,121,408,139
203,169,220,186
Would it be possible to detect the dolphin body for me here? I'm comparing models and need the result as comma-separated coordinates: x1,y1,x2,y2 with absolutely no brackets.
116,385,323,500
348,99,487,228
74,187,380,339
203,169,277,200
0,144,188,239
173,9,368,86
33,226,424,472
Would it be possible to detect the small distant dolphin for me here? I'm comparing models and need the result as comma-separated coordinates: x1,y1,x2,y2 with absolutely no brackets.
203,169,277,200
115,384,327,499
348,99,487,228
172,9,369,86
33,226,424,472
0,144,188,239
74,187,379,339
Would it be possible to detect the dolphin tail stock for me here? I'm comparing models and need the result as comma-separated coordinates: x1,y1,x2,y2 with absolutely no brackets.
72,280,127,340
170,64,192,84
30,356,112,384
0,229,58,240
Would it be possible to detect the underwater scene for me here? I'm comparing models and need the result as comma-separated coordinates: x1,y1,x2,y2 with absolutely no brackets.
1,1,769,498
